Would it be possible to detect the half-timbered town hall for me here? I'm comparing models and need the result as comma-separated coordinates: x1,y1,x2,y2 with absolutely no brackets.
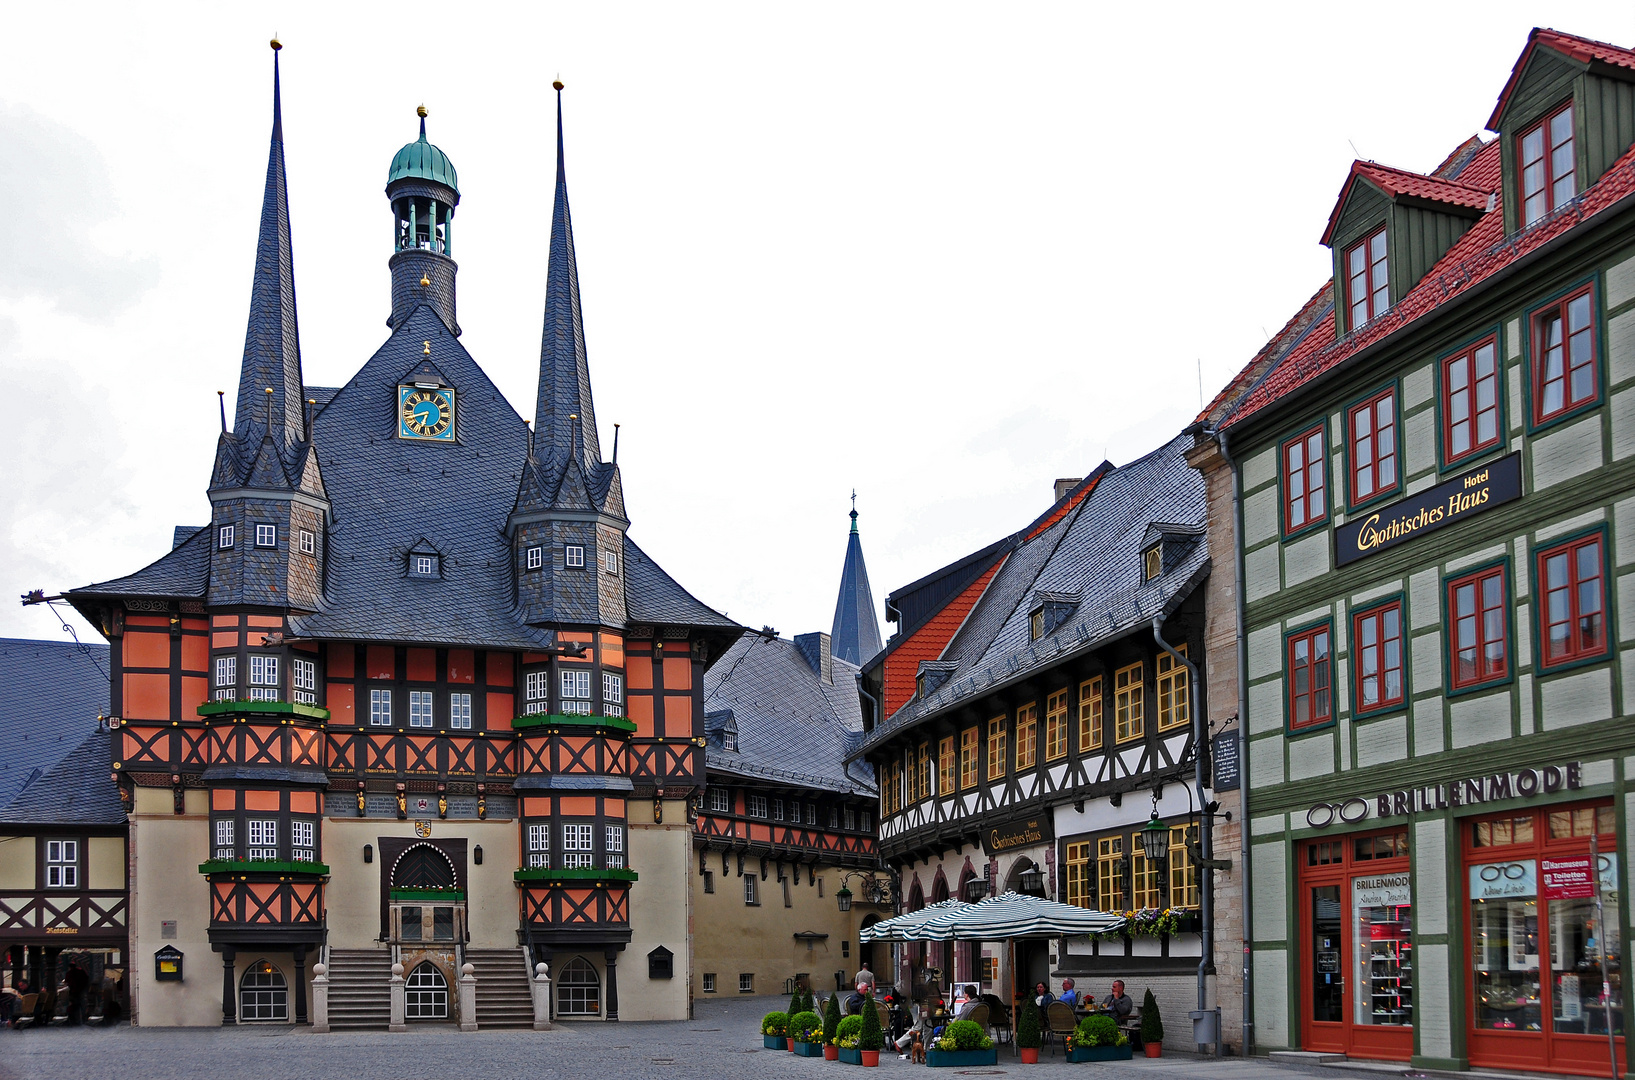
57,45,743,1026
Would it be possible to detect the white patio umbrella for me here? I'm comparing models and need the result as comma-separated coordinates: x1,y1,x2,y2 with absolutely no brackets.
862,891,1124,941
853,898,967,941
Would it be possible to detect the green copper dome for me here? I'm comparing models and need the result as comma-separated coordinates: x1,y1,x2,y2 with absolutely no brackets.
388,111,459,195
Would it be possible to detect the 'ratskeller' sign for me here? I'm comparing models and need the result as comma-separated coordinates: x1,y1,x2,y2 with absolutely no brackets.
1335,451,1522,566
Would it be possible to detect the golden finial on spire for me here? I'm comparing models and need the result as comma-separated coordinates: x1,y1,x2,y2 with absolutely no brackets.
423,341,431,356
417,104,428,118
420,274,430,288
552,79,564,91
270,36,282,51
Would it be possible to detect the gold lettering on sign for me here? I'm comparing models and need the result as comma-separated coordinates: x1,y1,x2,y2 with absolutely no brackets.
989,819,1045,851
45,926,79,934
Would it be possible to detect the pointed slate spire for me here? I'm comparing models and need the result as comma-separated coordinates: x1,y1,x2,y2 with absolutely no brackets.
831,493,884,666
534,81,602,475
233,39,305,455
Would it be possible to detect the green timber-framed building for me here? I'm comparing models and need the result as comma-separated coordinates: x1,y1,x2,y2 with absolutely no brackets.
1192,26,1635,1076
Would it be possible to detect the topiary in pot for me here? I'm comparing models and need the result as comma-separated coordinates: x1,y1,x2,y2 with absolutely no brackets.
835,1013,864,1047
1016,997,1042,1062
790,1010,824,1043
762,1011,790,1037
858,991,885,1063
791,986,805,1016
823,991,842,1043
1140,988,1164,1056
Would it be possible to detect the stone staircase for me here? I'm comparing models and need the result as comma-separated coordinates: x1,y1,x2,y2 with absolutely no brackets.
466,947,535,1028
324,948,394,1030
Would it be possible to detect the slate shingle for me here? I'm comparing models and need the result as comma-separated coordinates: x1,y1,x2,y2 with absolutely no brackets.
0,638,112,807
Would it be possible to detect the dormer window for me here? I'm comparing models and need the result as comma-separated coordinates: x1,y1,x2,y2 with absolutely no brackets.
1520,101,1575,226
1345,228,1389,328
1029,609,1045,640
1143,545,1162,582
1028,592,1080,640
410,554,439,578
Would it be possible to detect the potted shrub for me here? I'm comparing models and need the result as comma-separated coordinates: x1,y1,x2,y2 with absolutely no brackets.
857,992,884,1067
1140,989,1164,1058
835,1014,864,1064
790,1009,826,1057
1065,1015,1133,1062
762,1010,790,1051
926,1018,998,1067
823,992,842,1060
1016,997,1042,1063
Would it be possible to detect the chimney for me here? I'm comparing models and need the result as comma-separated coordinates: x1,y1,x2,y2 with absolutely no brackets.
1054,478,1083,503
794,632,833,685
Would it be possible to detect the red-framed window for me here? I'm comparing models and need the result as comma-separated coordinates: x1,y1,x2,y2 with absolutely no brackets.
1286,625,1331,730
1520,101,1575,226
1442,337,1501,462
1353,601,1404,714
1537,534,1607,667
1347,388,1397,504
1448,565,1508,690
1346,227,1389,329
1282,425,1327,533
1532,286,1597,424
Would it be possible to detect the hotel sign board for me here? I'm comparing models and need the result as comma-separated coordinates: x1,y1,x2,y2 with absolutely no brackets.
1335,452,1522,567
982,813,1054,856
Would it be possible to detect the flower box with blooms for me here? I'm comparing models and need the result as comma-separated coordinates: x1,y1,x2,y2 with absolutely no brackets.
1097,907,1196,939
790,1009,824,1055
1066,1015,1133,1061
927,1025,998,1069
762,1010,789,1049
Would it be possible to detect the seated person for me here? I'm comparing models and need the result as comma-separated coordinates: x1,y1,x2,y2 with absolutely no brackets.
1031,981,1055,1009
953,984,981,1020
846,981,868,1015
1057,978,1078,1007
1100,979,1134,1022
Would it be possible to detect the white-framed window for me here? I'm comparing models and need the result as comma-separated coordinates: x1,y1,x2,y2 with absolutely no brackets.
292,658,316,705
844,807,856,830
413,555,436,576
369,688,392,726
723,731,737,752
248,655,280,702
829,807,839,829
562,824,594,869
601,672,623,717
218,524,235,549
45,840,78,888
524,670,549,715
214,656,237,701
526,823,550,868
772,799,784,822
861,811,872,832
564,545,585,568
604,825,625,869
526,546,543,570
299,530,315,555
603,550,618,575
709,788,730,813
560,668,591,715
409,690,434,728
703,972,717,993
744,874,759,906
806,803,817,826
739,973,754,993
247,819,278,861
449,692,472,730
291,820,314,861
255,524,277,548
214,819,235,860
747,795,768,819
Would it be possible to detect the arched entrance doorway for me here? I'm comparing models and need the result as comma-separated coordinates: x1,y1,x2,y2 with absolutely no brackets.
239,960,288,1022
858,914,885,989
392,843,456,888
388,843,465,943
405,961,449,1020
556,956,601,1018
931,876,953,993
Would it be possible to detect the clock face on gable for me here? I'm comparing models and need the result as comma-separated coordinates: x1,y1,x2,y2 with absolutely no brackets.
399,385,456,441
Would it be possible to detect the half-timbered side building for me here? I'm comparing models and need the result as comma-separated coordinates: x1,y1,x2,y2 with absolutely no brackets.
1195,27,1635,1076
57,48,739,1027
857,437,1242,1043
694,624,878,1002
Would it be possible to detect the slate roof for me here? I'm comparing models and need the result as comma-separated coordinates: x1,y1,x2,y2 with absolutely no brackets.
704,633,876,795
1213,28,1635,433
830,508,883,666
623,536,737,629
76,526,212,599
0,729,125,826
0,638,111,808
859,436,1207,752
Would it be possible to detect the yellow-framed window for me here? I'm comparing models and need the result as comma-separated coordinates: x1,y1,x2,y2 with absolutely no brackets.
987,717,1006,780
1096,836,1123,911
1044,689,1069,761
1014,704,1038,770
1065,841,1093,909
1114,662,1144,742
938,736,956,795
1169,824,1199,909
1130,837,1162,909
1078,676,1102,751
1157,645,1189,732
959,727,979,788
918,743,933,801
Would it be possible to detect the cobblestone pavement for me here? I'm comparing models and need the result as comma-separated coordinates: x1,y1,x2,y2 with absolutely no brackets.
0,996,1346,1080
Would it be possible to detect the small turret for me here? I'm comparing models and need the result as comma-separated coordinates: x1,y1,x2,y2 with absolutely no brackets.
386,106,461,335
831,494,883,666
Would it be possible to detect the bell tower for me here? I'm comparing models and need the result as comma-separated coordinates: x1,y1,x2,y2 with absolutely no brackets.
386,106,461,335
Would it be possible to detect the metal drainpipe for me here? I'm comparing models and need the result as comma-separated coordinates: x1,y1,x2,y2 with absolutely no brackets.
1206,423,1253,1058
855,673,880,733
1152,618,1210,1046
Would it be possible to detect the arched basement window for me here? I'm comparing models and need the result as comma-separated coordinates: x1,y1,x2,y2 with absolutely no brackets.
556,956,601,1017
240,960,288,1022
406,961,449,1020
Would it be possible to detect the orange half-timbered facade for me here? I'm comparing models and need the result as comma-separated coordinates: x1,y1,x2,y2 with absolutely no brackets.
62,51,738,1027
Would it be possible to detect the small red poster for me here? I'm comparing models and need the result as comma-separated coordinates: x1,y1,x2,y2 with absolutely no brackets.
1541,857,1595,900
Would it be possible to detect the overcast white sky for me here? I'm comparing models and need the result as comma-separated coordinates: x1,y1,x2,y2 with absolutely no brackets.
3,2,1633,647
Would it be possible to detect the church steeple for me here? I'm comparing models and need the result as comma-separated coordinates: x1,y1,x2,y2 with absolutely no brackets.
230,38,306,454
831,493,883,666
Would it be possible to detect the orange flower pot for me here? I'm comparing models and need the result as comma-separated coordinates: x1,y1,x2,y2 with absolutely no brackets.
859,1050,879,1067
1020,1048,1040,1063
1144,1043,1162,1057
824,1045,839,1060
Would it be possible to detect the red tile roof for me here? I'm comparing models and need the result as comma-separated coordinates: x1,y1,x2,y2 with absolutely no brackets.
1221,136,1635,431
1320,161,1490,245
1488,27,1635,131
